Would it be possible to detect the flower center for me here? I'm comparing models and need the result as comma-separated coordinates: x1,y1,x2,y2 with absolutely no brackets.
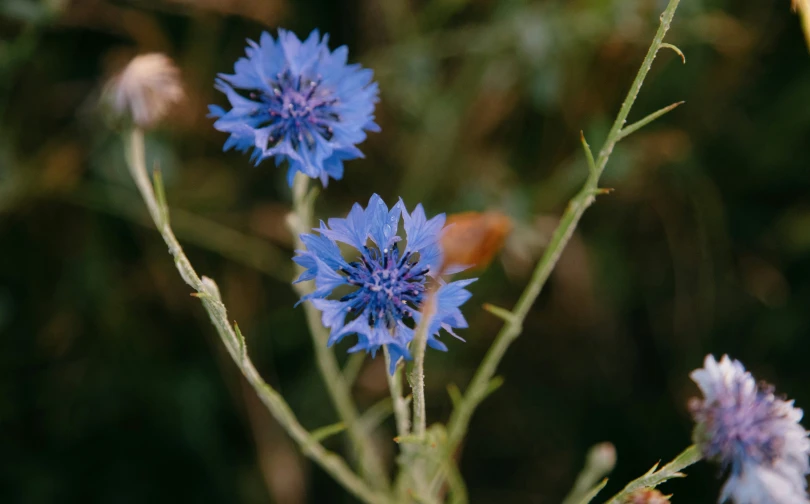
250,70,340,151
340,244,428,329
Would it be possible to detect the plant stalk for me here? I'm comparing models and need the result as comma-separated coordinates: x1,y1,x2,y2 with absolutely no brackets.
289,173,391,491
124,128,386,504
436,0,683,491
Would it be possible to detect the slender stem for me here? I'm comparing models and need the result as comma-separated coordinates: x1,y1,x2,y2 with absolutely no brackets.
604,445,702,503
385,349,411,440
343,352,368,386
437,0,683,488
124,129,385,504
405,289,439,499
561,443,616,504
289,173,391,491
445,458,469,504
385,348,413,500
409,300,433,438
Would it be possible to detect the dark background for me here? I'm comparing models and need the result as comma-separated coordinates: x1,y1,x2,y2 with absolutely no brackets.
2,0,810,502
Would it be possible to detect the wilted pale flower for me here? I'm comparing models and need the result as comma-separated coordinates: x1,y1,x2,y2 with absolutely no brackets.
209,29,380,187
108,53,184,128
689,354,810,504
293,194,475,373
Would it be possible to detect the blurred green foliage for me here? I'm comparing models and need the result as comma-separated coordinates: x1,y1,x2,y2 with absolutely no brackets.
2,0,810,502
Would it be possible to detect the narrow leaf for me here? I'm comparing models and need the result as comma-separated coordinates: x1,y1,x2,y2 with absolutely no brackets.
577,478,608,504
310,422,346,442
483,303,515,323
660,43,686,63
617,101,685,141
152,165,170,226
484,376,504,398
447,383,463,408
580,131,597,174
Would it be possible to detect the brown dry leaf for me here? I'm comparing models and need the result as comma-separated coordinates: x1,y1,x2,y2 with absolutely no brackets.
441,211,513,272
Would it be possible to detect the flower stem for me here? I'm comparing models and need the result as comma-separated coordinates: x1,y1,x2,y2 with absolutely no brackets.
289,173,391,492
437,0,683,489
124,129,386,504
385,348,413,499
410,303,432,439
406,289,439,498
604,445,702,503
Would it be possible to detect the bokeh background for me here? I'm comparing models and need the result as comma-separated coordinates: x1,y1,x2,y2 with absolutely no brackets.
2,0,810,502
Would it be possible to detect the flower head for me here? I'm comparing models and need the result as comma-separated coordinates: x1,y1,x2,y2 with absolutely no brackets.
209,29,380,187
293,195,475,373
107,53,184,128
689,354,810,504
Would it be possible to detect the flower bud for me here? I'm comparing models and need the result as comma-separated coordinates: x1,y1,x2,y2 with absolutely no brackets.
106,53,184,128
624,489,670,504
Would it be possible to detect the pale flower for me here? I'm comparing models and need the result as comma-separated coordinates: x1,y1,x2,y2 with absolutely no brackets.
107,53,184,128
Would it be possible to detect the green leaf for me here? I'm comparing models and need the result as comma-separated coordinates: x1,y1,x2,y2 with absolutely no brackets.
310,422,346,442
482,303,515,323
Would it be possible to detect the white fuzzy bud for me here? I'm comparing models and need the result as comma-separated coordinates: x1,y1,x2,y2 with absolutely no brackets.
106,53,184,128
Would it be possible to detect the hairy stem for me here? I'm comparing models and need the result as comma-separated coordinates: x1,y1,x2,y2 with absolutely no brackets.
289,174,391,491
124,129,386,504
437,0,683,490
410,303,432,438
385,348,413,499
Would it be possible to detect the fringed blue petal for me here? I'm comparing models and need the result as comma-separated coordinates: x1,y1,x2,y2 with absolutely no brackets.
209,28,379,186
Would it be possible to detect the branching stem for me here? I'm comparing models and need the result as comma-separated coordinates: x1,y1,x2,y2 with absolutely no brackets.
434,0,684,491
124,129,386,504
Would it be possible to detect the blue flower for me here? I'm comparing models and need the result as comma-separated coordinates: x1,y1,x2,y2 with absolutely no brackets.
293,194,476,373
209,29,380,187
689,354,810,504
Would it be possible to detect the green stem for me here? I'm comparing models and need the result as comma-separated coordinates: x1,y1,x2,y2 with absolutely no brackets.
437,0,683,490
406,292,437,499
124,129,385,504
289,174,391,492
561,443,616,504
385,348,414,499
410,306,431,438
604,445,702,503
385,350,411,441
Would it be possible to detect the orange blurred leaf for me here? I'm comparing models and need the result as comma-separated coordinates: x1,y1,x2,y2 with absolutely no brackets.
440,211,513,273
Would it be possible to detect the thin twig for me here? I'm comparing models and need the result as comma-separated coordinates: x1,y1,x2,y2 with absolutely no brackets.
434,0,684,492
124,128,386,504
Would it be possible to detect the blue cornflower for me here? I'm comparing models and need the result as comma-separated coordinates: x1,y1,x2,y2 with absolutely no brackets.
208,29,380,186
293,194,476,373
689,354,810,504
